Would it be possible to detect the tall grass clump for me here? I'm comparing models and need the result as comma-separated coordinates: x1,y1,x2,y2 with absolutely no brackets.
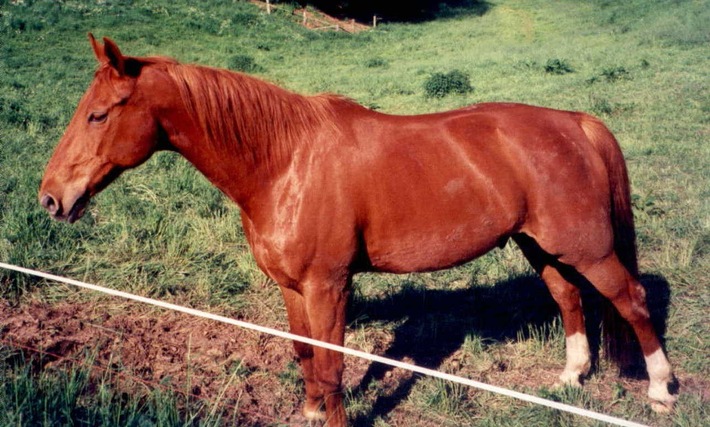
227,54,265,73
364,57,389,68
587,65,633,84
544,58,573,75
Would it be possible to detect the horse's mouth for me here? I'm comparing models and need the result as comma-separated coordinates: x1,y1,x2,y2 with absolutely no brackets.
65,195,90,223
43,194,90,223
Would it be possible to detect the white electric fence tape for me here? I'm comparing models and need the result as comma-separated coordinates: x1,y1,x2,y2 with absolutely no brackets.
0,261,649,427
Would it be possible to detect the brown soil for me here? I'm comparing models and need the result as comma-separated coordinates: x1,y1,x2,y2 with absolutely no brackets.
0,299,308,425
249,0,371,33
1,299,706,425
0,298,405,425
293,7,371,33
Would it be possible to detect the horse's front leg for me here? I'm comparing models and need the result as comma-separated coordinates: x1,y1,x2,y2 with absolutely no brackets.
279,286,326,421
300,274,351,427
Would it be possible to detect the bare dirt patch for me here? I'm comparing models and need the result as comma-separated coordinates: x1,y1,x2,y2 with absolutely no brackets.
0,299,306,424
249,0,371,33
1,298,706,425
0,298,405,425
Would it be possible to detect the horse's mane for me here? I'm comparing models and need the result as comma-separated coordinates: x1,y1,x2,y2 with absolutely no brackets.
151,57,341,169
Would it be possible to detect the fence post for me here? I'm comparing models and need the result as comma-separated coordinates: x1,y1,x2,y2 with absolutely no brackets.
266,0,271,14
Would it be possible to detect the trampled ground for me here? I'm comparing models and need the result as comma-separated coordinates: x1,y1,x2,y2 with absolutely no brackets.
2,296,708,425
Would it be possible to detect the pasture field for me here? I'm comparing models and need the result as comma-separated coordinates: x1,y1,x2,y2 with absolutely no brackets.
0,0,708,425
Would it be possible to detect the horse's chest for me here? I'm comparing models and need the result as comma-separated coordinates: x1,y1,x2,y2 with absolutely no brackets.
241,216,306,285
241,210,356,287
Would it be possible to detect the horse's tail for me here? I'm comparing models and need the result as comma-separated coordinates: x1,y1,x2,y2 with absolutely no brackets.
579,113,640,371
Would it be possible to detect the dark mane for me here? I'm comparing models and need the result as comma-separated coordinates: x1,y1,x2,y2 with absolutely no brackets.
155,58,341,168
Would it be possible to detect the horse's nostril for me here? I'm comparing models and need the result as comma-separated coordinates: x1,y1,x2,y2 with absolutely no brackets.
40,193,59,215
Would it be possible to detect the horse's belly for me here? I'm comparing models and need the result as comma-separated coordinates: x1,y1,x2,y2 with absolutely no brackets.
359,177,522,273
364,221,510,273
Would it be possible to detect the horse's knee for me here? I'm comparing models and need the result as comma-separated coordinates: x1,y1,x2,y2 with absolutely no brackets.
547,282,581,312
293,341,315,360
315,361,344,395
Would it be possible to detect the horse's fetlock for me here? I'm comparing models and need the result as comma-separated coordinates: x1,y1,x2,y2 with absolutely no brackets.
303,395,326,421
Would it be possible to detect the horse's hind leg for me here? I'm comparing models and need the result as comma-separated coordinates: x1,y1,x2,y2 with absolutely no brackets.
515,235,591,386
580,254,677,412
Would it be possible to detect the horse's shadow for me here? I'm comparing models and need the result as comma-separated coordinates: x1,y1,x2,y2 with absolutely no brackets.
346,272,671,426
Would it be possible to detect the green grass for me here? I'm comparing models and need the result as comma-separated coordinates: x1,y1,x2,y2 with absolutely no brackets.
0,344,240,426
1,0,708,425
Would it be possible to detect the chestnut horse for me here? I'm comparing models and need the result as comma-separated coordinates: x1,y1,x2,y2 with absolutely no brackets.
39,36,676,425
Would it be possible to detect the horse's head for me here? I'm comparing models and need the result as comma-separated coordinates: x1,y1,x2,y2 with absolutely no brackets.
39,35,163,223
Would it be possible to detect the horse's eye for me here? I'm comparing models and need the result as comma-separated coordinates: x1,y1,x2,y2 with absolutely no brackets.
88,112,108,124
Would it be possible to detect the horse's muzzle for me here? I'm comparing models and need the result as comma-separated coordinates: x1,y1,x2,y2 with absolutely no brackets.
39,192,89,223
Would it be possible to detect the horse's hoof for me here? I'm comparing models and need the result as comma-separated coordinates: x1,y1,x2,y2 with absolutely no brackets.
555,372,583,388
650,400,674,414
648,377,678,414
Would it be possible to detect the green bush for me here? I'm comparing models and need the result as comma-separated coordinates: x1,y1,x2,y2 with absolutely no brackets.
590,97,615,116
424,70,473,98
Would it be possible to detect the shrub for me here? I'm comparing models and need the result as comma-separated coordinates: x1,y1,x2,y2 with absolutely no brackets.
544,58,573,75
588,66,632,84
231,12,258,27
424,70,473,98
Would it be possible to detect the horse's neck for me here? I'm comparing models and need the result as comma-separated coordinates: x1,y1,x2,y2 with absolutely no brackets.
155,64,327,212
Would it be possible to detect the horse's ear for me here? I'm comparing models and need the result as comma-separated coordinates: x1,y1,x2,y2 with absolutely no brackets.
88,33,126,76
102,37,126,76
89,33,104,62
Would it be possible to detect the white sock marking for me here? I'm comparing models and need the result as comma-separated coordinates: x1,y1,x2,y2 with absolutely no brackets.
559,332,591,385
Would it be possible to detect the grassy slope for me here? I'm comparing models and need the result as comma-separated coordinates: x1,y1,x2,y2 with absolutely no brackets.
1,0,708,425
